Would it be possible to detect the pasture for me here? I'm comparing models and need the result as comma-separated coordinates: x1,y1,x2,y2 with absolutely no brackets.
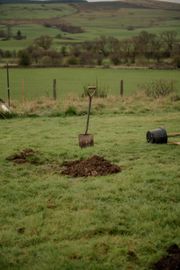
0,1,180,269
0,109,180,269
0,2,180,51
0,67,180,101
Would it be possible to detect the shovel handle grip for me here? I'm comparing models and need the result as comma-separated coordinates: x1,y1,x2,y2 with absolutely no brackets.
87,86,96,98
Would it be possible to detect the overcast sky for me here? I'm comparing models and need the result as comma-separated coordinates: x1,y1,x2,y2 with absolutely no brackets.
88,0,180,3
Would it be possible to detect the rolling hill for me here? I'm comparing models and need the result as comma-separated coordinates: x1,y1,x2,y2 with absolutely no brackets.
0,0,180,52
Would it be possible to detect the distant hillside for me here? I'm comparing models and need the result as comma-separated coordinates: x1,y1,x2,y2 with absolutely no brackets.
0,0,179,9
114,0,180,10
74,0,180,11
157,0,180,3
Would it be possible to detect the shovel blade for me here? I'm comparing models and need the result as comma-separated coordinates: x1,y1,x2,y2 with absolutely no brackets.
79,134,94,148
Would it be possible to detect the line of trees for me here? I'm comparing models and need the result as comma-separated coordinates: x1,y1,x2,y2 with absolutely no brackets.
1,30,180,67
66,31,180,66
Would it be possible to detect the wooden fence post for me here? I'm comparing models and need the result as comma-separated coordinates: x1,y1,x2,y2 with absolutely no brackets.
6,63,11,107
22,79,25,103
120,80,124,97
96,77,98,93
53,79,57,100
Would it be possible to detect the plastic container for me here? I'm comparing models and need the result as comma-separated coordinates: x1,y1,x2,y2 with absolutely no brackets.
146,128,168,144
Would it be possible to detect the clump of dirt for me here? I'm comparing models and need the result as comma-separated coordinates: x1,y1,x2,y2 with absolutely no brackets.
17,227,25,234
153,244,180,270
6,148,40,164
61,155,121,177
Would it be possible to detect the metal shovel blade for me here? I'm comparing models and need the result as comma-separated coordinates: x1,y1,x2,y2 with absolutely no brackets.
79,134,94,148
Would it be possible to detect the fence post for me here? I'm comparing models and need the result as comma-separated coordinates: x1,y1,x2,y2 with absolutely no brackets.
22,79,25,103
53,79,57,100
96,77,98,92
120,80,124,97
6,63,11,107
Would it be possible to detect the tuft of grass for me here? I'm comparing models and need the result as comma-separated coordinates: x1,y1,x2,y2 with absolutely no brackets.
65,105,78,116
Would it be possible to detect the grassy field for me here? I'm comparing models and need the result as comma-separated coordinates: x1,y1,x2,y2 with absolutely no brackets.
0,2,180,269
0,67,180,101
0,2,180,51
0,109,180,269
0,3,76,19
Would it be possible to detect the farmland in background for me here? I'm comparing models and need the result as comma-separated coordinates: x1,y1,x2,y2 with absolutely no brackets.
0,1,180,50
0,67,180,101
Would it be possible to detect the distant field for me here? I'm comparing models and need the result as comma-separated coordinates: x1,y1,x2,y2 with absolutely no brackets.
0,3,76,19
0,67,179,101
0,24,61,50
0,2,180,51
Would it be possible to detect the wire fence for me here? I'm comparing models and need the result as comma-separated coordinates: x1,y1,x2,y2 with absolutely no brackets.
1,67,179,103
0,67,120,103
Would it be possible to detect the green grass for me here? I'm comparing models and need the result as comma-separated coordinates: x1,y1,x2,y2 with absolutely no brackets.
0,3,180,51
0,67,180,101
0,3,76,19
0,2,180,268
0,110,180,269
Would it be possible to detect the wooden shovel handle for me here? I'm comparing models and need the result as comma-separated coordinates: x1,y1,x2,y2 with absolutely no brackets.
168,132,180,138
85,95,92,135
168,142,180,145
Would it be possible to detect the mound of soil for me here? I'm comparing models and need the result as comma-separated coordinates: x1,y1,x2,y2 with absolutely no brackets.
61,155,121,177
153,244,180,270
6,148,38,164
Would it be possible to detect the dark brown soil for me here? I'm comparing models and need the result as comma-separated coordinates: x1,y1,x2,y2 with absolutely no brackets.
17,227,25,234
6,148,39,164
61,155,121,177
153,244,180,270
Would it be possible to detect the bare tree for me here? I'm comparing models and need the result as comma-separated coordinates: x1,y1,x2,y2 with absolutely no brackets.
161,31,177,56
34,35,53,50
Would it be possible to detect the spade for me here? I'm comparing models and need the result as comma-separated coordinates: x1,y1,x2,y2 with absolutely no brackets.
79,86,96,148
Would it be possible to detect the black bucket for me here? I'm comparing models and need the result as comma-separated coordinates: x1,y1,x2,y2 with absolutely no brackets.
146,128,168,144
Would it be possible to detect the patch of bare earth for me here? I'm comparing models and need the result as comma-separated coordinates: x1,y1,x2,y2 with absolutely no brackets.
153,244,180,270
6,148,39,164
6,151,121,177
61,155,121,177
